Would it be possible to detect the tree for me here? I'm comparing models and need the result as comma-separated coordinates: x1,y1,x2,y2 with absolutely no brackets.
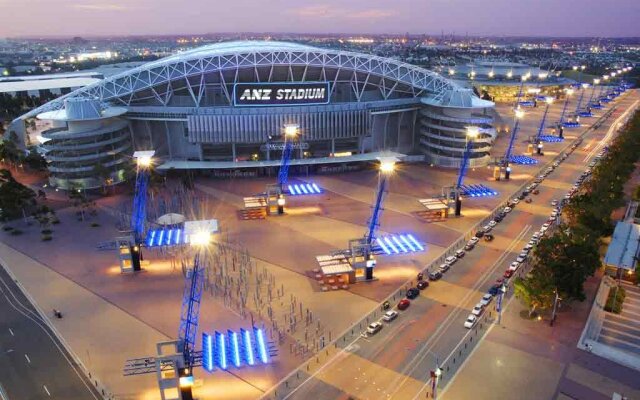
513,264,555,317
0,132,24,166
91,162,112,193
24,148,47,170
0,169,36,220
534,226,601,302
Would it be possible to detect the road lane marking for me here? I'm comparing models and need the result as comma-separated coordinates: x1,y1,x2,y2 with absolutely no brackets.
43,385,51,396
25,354,31,363
0,270,100,399
386,224,533,399
8,328,13,336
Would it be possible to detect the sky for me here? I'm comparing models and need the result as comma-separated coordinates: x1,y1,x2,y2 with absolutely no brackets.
1,0,639,38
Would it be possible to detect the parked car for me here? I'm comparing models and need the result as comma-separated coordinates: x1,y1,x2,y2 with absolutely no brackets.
475,229,485,238
406,288,420,299
504,269,514,278
484,234,495,242
464,243,475,251
438,264,450,274
469,236,480,244
367,322,383,335
503,206,512,213
509,261,520,271
428,271,442,281
480,293,493,306
464,314,478,329
494,214,504,223
488,220,497,228
471,303,484,316
417,280,429,290
455,249,465,258
383,310,399,322
445,256,457,265
398,299,410,310
417,272,424,281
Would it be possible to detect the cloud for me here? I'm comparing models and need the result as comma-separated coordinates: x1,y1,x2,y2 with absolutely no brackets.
71,3,130,11
289,5,397,20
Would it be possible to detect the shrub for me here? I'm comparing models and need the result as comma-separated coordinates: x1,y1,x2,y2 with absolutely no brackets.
10,229,23,236
90,222,100,227
2,226,13,231
41,235,52,241
604,286,626,314
51,219,60,224
41,229,52,234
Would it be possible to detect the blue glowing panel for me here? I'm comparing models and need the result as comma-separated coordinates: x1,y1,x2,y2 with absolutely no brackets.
376,238,392,255
287,182,323,196
254,328,269,364
391,235,408,253
563,121,580,128
509,155,539,165
406,234,424,251
383,237,399,254
460,184,499,198
241,328,255,366
215,331,227,370
538,135,564,143
202,333,214,372
228,330,241,368
375,234,425,255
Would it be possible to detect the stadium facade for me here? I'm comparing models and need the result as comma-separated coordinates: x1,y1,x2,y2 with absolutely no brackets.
16,41,496,189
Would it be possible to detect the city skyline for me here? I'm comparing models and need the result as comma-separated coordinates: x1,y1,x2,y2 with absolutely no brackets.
1,0,639,38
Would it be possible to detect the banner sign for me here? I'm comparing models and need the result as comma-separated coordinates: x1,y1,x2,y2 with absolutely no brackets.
260,142,309,151
233,82,330,106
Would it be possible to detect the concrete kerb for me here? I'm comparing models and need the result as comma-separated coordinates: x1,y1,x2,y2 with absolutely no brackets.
260,103,626,400
0,258,113,400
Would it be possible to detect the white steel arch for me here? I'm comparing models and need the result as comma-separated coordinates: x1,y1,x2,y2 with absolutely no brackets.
19,41,460,120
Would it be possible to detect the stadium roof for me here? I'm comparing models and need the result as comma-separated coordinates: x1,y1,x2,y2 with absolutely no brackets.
604,221,640,270
17,40,475,121
0,77,101,94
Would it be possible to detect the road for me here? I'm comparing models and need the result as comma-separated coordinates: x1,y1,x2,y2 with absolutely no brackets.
270,90,639,400
0,265,102,400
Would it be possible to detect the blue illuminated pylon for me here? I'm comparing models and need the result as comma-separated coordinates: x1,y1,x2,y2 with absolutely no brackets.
178,253,204,370
366,163,391,245
535,100,552,142
131,165,149,244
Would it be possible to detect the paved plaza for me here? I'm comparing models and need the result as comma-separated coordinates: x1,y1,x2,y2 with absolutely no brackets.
0,90,636,399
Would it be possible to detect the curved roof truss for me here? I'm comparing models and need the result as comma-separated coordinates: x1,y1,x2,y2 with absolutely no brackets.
21,41,459,120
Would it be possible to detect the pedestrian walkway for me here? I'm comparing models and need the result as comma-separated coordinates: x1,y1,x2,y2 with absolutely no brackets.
598,282,640,356
441,273,640,400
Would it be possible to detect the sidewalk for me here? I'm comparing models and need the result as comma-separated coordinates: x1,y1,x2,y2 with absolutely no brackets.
0,241,165,400
441,272,640,400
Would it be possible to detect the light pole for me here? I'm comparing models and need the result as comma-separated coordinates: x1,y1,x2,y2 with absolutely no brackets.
504,109,525,180
497,283,507,325
454,126,480,216
550,289,562,326
535,97,554,155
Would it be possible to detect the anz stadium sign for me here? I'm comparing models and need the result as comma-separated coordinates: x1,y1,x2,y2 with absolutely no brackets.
233,82,330,106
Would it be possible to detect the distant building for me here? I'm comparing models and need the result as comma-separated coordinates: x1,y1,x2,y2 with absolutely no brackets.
0,71,103,98
437,61,576,103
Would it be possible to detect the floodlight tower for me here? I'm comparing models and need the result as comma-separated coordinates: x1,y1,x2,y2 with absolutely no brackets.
278,124,299,190
558,88,573,132
574,83,589,116
503,109,525,180
586,78,600,107
513,75,528,108
535,97,554,155
130,150,154,271
175,231,209,400
358,158,396,280
454,127,479,216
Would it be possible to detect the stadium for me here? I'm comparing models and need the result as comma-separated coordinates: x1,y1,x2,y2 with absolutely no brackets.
15,41,496,189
